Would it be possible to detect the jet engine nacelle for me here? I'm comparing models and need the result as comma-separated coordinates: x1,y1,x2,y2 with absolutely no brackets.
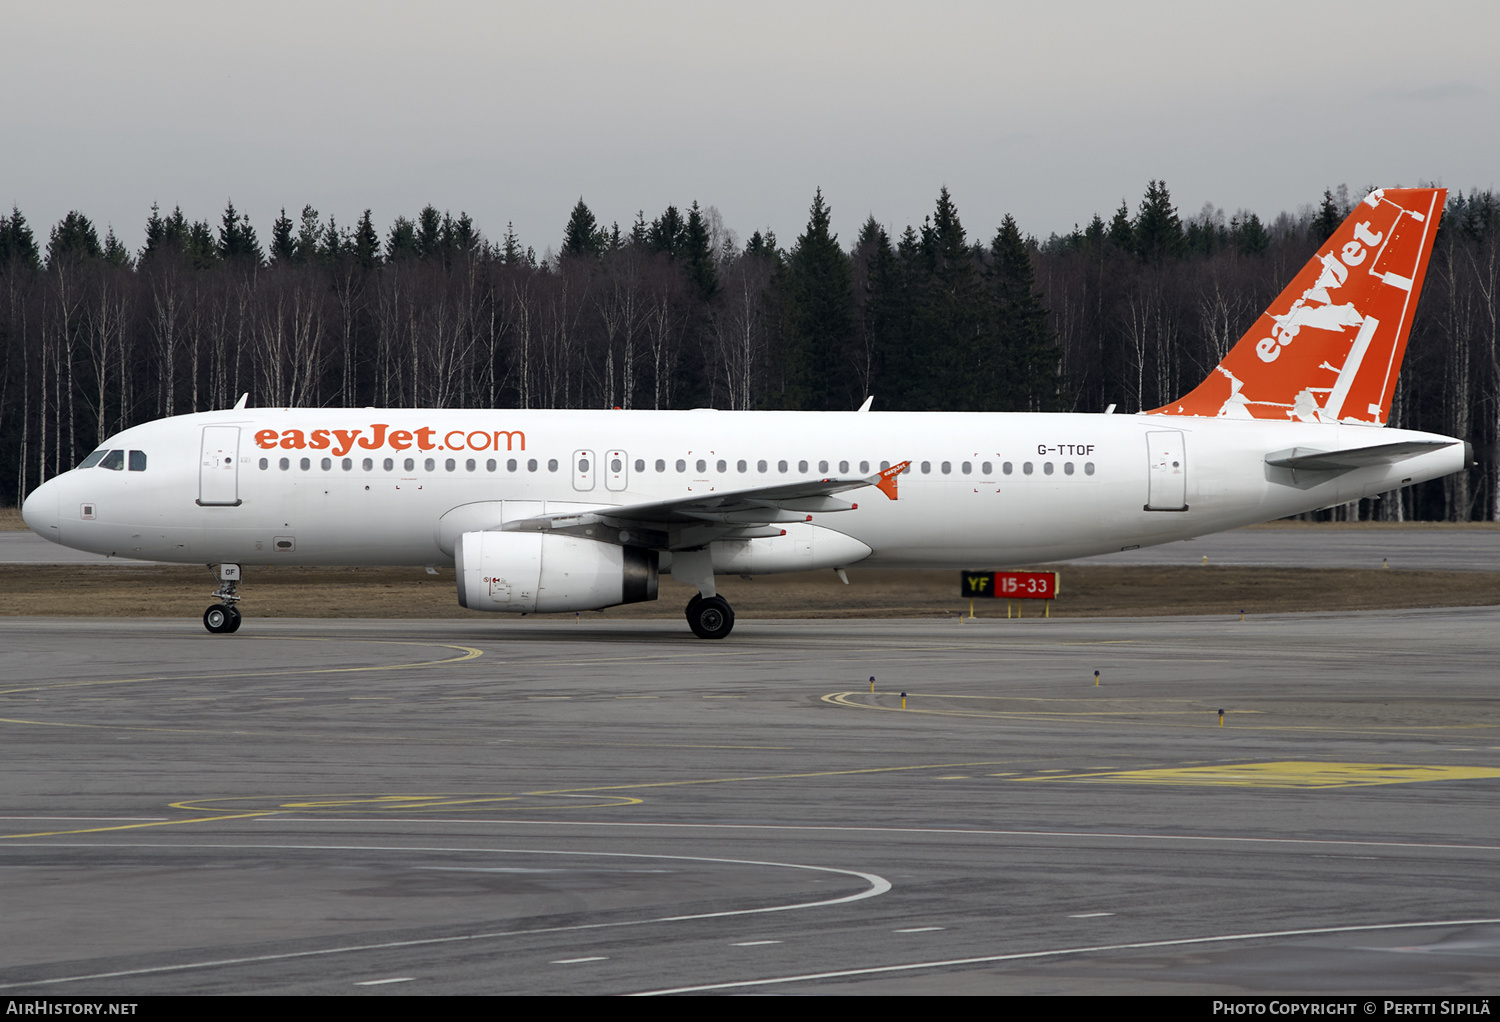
455,531,658,613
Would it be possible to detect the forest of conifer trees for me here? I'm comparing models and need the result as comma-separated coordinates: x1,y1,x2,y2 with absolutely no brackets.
1,182,1497,520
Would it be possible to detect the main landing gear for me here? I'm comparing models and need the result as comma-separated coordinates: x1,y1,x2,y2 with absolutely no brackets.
685,592,735,640
204,563,243,634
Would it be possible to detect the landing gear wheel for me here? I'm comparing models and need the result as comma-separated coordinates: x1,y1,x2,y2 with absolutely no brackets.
684,593,703,623
224,606,243,633
204,605,234,634
686,595,734,640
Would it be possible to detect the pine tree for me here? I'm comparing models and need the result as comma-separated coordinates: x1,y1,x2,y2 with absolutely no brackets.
1313,188,1342,243
416,205,443,261
1134,180,1183,261
101,226,132,268
46,211,103,267
217,200,262,265
295,205,322,263
354,210,381,270
562,198,605,259
775,188,854,409
269,208,295,265
1107,200,1133,252
0,207,42,270
500,221,524,265
386,216,418,261
647,206,686,258
988,215,1059,410
682,201,718,298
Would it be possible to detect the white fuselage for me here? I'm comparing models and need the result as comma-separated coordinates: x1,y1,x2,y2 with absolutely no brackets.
22,407,1466,573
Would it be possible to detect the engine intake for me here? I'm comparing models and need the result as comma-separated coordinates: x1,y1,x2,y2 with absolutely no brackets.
455,531,658,613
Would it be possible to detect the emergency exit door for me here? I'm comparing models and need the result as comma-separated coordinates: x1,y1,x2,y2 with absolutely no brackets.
198,426,242,506
1145,430,1187,511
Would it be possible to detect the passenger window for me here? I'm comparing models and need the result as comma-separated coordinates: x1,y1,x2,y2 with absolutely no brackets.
961,462,971,475
342,458,353,471
656,459,666,472
1023,462,1033,475
258,457,269,470
676,459,687,472
100,450,124,471
406,458,417,472
527,459,537,472
425,458,437,471
128,451,147,472
798,460,808,473
839,460,848,473
982,461,992,475
1044,462,1054,475
880,461,890,471
506,459,516,472
757,460,767,473
860,461,869,473
635,459,645,472
486,459,496,472
1085,461,1096,476
302,458,312,470
716,459,726,473
322,457,333,470
940,461,951,474
578,457,589,472
384,458,395,471
920,462,931,474
79,450,107,469
363,458,374,471
1003,462,1013,475
737,460,747,473
466,458,476,472
547,459,558,472
818,460,828,473
696,459,707,473
1064,462,1074,475
280,457,290,470
777,460,788,473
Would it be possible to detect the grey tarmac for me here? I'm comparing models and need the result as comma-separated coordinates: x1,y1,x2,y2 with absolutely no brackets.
0,611,1497,995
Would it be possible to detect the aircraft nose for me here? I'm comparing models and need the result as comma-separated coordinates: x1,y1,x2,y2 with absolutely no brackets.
21,477,61,543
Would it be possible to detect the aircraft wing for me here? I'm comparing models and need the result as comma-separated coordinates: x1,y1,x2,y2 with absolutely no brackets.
499,461,910,546
1265,441,1459,471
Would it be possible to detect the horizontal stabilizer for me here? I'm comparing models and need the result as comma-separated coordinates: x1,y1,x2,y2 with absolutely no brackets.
1265,440,1456,471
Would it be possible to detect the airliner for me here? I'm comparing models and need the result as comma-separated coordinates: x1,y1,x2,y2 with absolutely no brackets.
21,188,1467,638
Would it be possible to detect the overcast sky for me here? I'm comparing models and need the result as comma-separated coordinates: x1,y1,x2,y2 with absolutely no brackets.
4,0,1496,256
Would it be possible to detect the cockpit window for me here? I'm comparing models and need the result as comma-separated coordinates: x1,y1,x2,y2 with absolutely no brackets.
79,450,107,469
128,451,147,472
99,450,125,471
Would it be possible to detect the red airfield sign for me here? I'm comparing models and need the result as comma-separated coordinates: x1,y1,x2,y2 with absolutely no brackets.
961,570,1059,600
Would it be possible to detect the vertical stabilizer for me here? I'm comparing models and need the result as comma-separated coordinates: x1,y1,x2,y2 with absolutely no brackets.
1150,187,1444,425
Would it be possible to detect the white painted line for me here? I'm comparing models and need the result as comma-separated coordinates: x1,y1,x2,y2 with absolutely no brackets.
354,977,414,986
0,843,890,990
551,957,608,964
630,918,1500,995
1068,912,1114,918
894,927,944,933
731,940,782,946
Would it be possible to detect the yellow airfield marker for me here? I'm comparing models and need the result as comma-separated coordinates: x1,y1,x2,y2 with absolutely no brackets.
1094,670,1100,687
901,691,907,710
1219,709,1225,727
870,676,876,694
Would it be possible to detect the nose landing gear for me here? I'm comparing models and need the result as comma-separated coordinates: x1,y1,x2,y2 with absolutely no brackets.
204,563,243,634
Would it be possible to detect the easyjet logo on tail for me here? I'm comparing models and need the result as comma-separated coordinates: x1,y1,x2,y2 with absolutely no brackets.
253,424,526,457
1152,187,1444,425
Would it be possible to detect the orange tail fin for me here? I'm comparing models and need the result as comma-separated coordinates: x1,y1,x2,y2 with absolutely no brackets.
1150,187,1445,425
